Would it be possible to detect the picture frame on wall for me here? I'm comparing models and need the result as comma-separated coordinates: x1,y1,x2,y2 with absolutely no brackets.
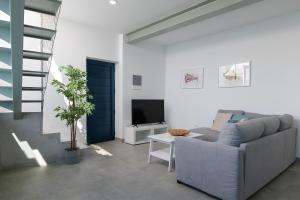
132,75,142,90
181,68,204,89
219,62,251,88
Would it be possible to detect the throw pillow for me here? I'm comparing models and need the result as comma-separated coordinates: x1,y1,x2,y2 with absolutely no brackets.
228,114,251,123
218,123,240,146
212,113,232,131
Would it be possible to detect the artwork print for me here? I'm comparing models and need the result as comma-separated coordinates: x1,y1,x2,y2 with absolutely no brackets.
132,75,142,90
181,68,204,89
219,62,251,88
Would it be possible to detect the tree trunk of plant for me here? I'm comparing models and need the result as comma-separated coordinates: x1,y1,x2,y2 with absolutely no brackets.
70,123,73,149
74,121,77,149
73,122,77,149
71,97,77,150
70,122,77,150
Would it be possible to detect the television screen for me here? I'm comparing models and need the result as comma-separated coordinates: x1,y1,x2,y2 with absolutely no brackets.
132,99,164,125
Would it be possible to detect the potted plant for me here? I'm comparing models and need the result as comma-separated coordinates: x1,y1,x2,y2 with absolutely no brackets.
52,65,95,164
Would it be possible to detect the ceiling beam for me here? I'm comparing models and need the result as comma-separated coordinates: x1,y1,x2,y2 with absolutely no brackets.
126,0,263,43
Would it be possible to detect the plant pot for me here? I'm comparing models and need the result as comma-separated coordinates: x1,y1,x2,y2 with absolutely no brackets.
64,147,80,164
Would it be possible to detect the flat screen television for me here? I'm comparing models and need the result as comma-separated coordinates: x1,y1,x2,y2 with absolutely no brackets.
132,99,165,125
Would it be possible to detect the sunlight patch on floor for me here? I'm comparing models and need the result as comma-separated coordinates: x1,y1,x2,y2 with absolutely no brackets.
90,144,113,157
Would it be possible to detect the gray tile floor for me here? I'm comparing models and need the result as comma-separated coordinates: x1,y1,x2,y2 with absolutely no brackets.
0,140,300,200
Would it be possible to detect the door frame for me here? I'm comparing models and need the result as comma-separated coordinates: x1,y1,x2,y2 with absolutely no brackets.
86,58,116,144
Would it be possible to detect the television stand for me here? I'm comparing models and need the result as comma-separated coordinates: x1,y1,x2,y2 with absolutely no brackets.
124,123,168,145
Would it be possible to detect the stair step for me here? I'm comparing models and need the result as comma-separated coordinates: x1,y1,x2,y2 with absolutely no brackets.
25,0,61,16
0,52,12,71
22,100,43,103
0,46,11,53
0,98,12,102
0,101,13,112
0,19,10,28
23,50,52,61
0,85,12,88
0,67,12,72
22,87,45,91
23,70,48,77
24,25,56,40
0,86,13,101
42,132,61,141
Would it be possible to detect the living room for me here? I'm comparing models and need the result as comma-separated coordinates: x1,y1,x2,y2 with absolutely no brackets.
1,0,300,199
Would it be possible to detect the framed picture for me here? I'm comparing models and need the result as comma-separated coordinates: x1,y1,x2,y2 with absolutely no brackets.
132,75,142,90
219,62,251,88
181,68,204,89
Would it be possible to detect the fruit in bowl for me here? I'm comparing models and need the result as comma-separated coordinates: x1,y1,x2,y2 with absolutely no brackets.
168,128,189,136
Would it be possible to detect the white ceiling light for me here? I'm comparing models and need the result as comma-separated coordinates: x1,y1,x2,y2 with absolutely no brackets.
109,0,118,5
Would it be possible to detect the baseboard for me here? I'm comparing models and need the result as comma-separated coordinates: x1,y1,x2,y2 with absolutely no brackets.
115,137,124,143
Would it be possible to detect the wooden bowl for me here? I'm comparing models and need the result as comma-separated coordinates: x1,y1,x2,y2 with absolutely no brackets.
168,128,189,136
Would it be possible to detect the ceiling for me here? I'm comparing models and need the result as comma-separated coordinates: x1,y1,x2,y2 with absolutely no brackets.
60,0,300,45
149,0,300,45
60,0,202,33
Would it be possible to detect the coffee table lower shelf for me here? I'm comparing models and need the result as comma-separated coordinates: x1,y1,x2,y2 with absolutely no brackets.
148,132,202,172
149,148,175,161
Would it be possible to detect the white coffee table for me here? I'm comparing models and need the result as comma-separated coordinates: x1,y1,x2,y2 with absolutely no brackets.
148,132,202,172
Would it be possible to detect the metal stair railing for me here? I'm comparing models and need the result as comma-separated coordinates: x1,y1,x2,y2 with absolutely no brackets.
22,0,61,112
40,5,61,111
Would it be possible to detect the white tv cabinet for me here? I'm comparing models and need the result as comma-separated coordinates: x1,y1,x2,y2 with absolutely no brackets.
124,123,168,145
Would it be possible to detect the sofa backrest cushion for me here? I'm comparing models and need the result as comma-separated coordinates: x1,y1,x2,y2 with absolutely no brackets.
218,109,245,115
218,119,265,147
258,116,280,136
212,113,232,131
278,114,293,131
244,112,269,119
236,119,265,142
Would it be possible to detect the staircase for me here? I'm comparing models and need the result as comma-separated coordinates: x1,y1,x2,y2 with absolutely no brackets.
0,0,66,168
0,112,69,168
0,0,61,117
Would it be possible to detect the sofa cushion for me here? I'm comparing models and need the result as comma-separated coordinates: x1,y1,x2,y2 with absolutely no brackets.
236,119,265,141
189,127,220,135
258,116,280,136
197,132,220,142
244,112,269,119
212,113,232,131
218,119,265,147
278,114,293,131
189,127,220,142
218,109,245,115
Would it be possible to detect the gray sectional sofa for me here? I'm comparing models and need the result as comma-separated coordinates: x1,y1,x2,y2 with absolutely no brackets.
175,110,297,200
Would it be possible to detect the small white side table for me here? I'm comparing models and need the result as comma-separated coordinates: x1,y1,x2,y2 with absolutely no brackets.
148,132,202,172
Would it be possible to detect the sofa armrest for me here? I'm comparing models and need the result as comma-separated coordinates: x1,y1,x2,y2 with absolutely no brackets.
175,137,244,200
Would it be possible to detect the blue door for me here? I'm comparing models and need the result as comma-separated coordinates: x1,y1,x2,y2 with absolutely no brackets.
87,59,115,144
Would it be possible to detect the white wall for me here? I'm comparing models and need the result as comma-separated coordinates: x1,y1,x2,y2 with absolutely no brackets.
122,40,166,134
43,19,120,145
165,12,300,156
43,20,166,143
